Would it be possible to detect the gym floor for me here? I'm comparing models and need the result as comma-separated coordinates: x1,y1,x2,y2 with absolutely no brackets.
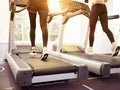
0,60,120,90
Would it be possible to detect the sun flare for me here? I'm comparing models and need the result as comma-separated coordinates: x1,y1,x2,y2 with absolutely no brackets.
48,0,60,12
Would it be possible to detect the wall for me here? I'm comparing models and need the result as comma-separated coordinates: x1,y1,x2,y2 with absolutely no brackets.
0,0,9,60
0,43,8,60
0,0,119,60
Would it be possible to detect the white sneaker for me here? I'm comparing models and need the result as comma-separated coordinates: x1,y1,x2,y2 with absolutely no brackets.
40,47,49,61
29,46,36,56
112,46,120,57
111,42,117,51
85,47,93,54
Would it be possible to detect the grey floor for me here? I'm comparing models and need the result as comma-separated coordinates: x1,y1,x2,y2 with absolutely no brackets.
0,60,120,90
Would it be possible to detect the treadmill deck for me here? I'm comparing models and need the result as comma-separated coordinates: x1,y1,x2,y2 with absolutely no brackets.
18,53,77,76
63,51,120,68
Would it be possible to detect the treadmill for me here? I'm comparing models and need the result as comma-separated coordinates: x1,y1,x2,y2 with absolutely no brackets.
48,2,120,77
6,0,88,87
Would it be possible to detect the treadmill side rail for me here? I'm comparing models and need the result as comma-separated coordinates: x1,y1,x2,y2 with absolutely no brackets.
49,52,89,79
6,53,33,87
49,51,111,76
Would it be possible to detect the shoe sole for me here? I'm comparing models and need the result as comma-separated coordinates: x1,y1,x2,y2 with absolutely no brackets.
29,53,37,56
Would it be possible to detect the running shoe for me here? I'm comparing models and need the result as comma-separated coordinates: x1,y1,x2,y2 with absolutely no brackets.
111,42,117,52
112,46,120,57
85,47,93,54
29,46,36,56
40,47,49,61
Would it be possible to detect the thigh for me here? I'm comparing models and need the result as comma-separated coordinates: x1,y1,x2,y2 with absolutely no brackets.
28,11,37,27
39,13,48,30
38,0,49,12
28,0,48,12
90,5,99,28
99,5,108,31
28,0,38,12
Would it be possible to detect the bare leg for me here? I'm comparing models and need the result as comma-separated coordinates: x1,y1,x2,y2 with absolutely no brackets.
28,11,37,47
28,11,37,56
39,12,48,47
39,12,49,61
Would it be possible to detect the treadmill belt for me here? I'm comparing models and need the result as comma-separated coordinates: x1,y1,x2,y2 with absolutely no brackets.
63,51,120,68
19,53,77,76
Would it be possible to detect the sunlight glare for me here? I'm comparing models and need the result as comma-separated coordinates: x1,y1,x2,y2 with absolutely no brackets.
48,0,60,12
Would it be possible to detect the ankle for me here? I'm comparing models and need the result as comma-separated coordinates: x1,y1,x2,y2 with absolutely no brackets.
89,46,93,49
31,46,36,50
111,42,117,50
86,46,93,52
112,42,117,46
43,47,47,51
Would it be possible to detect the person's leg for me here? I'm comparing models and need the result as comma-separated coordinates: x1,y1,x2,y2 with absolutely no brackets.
86,5,99,53
39,13,48,47
39,11,49,60
89,6,98,47
28,11,37,46
100,5,115,43
28,11,37,55
36,0,49,60
99,5,116,51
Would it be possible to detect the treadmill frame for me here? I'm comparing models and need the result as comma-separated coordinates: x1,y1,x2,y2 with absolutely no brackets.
6,1,89,87
49,7,120,76
6,52,88,87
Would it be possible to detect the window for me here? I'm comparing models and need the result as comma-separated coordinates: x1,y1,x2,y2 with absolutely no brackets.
0,0,9,43
0,0,119,45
